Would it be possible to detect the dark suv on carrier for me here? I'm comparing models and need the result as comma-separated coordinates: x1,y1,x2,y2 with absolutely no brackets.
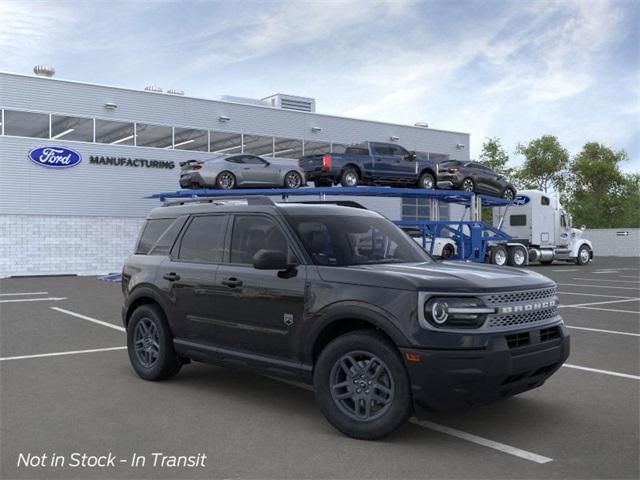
122,196,569,440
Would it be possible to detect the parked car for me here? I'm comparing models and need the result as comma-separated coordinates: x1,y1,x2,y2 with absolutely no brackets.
298,141,438,189
436,160,516,199
179,154,306,189
400,226,457,258
122,197,569,440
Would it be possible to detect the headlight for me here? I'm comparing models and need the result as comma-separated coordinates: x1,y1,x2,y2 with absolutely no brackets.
423,297,494,329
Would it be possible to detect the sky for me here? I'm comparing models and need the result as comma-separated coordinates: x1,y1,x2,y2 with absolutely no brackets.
1,0,638,172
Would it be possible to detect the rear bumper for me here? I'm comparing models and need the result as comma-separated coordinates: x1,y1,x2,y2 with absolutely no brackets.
400,322,570,414
179,172,206,188
436,174,464,189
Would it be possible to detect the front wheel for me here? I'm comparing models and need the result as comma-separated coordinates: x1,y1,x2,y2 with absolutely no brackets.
314,330,413,440
441,243,455,259
418,172,435,190
127,304,182,381
576,245,591,265
284,170,303,189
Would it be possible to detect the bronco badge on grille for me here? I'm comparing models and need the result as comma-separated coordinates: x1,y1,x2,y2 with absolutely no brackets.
499,299,556,314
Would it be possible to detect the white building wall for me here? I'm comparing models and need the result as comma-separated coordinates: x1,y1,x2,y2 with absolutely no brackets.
584,228,640,257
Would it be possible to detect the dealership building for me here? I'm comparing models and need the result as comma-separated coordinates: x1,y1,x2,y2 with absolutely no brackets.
0,69,470,277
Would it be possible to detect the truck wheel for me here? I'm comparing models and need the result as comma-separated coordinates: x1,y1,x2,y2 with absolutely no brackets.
576,245,591,265
507,246,527,267
490,245,508,266
462,178,475,192
314,330,413,440
418,172,435,190
127,304,183,381
442,243,455,259
340,168,359,187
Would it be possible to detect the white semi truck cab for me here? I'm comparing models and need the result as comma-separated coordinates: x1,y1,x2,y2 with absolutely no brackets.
491,190,593,266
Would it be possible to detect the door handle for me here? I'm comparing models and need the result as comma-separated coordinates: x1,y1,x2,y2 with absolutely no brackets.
163,272,180,282
221,278,243,288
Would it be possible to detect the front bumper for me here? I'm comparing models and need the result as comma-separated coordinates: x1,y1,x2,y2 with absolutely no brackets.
400,322,570,414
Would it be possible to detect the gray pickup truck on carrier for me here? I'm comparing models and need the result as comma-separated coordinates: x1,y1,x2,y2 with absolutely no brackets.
122,197,570,440
298,141,439,189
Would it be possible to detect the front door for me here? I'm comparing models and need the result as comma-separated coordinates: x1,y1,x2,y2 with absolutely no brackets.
238,155,277,185
214,214,306,361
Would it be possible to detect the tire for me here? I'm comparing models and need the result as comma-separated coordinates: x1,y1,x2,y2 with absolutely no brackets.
441,243,455,259
284,170,303,189
313,330,413,440
418,172,435,190
507,246,527,267
576,245,591,265
462,177,475,193
490,245,508,266
216,171,236,189
127,304,182,381
340,168,359,187
503,188,516,201
540,259,554,265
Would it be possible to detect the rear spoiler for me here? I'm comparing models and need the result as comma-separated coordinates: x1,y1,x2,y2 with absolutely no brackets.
179,159,202,168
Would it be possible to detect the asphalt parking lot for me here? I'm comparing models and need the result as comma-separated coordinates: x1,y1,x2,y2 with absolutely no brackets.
1,256,638,479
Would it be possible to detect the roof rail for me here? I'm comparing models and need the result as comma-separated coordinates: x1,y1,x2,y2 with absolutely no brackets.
162,195,274,207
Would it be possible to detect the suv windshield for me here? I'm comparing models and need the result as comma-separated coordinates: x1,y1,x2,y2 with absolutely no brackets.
286,214,432,266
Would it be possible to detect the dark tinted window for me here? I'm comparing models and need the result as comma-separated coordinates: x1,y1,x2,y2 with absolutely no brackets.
178,215,227,263
136,219,174,254
372,144,394,155
230,216,292,264
286,215,431,266
242,156,267,165
225,156,244,164
510,215,527,226
345,147,369,156
390,145,410,157
541,196,550,205
149,217,187,255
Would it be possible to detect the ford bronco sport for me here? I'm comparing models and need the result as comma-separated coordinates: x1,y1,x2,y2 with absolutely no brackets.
122,196,569,440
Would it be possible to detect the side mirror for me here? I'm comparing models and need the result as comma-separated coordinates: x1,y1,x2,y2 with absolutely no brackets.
407,151,417,161
252,249,289,270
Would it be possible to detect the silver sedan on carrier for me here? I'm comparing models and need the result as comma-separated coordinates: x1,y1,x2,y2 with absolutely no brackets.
179,154,307,189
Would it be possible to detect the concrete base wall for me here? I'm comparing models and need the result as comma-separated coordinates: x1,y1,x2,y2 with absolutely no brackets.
0,215,144,278
584,228,640,257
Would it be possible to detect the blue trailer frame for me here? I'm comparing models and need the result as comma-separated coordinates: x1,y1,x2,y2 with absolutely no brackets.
148,186,512,263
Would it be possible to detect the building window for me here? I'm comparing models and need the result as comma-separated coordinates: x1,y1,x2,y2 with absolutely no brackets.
210,131,243,154
51,114,93,142
273,137,303,159
135,123,173,148
173,127,208,151
402,199,430,220
304,140,331,155
243,134,274,156
95,119,135,145
3,110,49,138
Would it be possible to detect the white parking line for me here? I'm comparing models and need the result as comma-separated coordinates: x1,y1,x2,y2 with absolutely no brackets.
411,420,553,464
559,291,636,299
0,291,49,296
563,364,640,380
0,346,126,362
50,307,125,332
620,275,640,279
560,298,640,308
557,283,640,291
593,271,619,274
566,326,640,337
572,278,640,284
568,306,640,315
552,269,579,272
0,297,67,304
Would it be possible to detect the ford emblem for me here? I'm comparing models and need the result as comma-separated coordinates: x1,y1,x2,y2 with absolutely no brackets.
28,146,82,168
513,195,530,206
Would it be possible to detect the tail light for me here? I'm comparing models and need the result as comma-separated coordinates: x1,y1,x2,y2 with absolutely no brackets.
448,167,460,173
322,154,332,171
192,165,202,170
297,159,301,167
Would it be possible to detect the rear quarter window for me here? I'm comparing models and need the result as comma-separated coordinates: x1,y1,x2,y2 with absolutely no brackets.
136,218,175,255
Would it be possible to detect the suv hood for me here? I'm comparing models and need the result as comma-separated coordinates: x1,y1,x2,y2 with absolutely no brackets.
316,260,554,293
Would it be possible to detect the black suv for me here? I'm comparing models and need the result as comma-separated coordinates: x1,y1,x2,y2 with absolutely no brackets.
436,160,517,199
122,197,569,439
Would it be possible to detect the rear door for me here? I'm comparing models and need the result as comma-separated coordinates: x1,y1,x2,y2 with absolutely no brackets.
159,214,229,343
213,214,307,362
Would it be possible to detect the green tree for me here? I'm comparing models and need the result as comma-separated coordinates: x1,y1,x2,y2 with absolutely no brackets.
516,135,569,193
565,142,638,228
479,137,512,176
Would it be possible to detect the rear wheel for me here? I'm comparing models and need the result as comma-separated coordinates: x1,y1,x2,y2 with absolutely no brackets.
314,330,412,440
507,245,527,267
284,170,303,189
441,243,455,259
462,178,475,192
127,304,182,381
490,245,508,266
418,172,435,190
576,245,591,265
340,168,359,187
503,188,516,201
216,171,236,189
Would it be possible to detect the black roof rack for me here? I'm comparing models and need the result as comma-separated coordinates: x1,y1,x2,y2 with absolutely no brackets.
162,196,274,207
283,200,367,209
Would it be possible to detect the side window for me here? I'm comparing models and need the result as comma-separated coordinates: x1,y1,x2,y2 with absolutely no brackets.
149,217,187,255
541,196,550,206
372,144,391,155
390,146,410,157
136,218,174,254
561,215,567,228
230,216,294,264
178,215,227,263
510,215,527,226
226,156,244,164
242,156,266,165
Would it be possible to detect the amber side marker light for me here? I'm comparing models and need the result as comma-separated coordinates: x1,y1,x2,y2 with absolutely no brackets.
404,352,421,362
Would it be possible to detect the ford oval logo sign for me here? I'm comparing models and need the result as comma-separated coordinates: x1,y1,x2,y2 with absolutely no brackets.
28,146,82,168
513,195,530,206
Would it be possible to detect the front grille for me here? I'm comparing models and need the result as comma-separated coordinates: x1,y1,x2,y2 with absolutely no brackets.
506,332,530,348
488,307,558,329
484,287,557,306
